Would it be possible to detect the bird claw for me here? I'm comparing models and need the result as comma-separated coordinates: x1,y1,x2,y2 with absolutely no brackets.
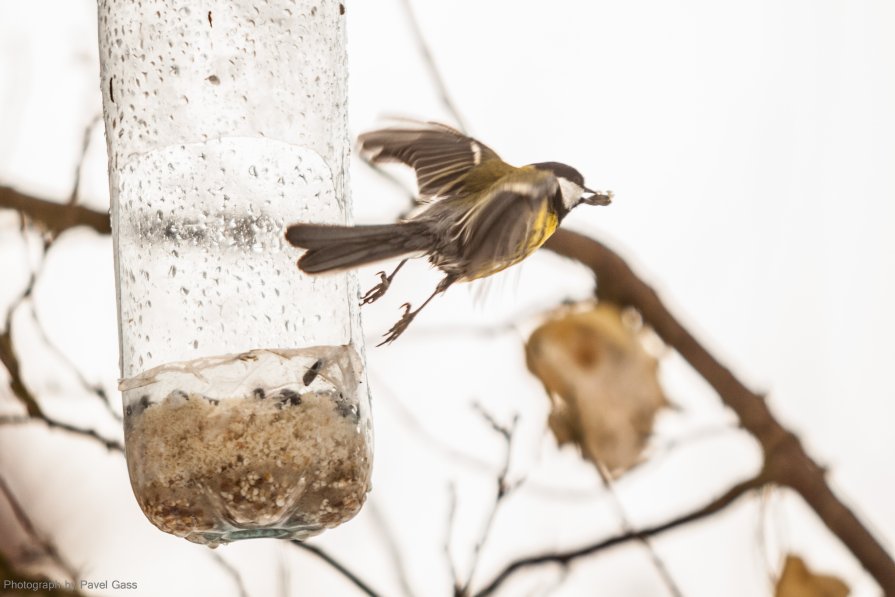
360,271,390,305
377,303,416,346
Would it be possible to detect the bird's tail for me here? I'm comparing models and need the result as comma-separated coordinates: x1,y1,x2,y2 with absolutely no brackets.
285,222,433,273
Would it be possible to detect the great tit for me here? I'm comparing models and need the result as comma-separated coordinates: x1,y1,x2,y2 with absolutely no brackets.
286,120,612,345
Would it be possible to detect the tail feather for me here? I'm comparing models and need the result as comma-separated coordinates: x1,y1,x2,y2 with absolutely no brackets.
285,222,431,273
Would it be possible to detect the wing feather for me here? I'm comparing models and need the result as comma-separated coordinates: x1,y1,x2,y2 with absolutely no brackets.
457,171,559,279
358,121,502,200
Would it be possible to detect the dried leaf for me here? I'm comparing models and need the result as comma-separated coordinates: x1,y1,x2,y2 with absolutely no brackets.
775,555,849,597
525,302,667,476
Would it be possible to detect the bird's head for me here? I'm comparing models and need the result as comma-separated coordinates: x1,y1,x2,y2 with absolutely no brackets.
530,162,613,210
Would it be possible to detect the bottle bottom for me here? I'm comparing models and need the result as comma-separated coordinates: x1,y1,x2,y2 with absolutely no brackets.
120,347,372,547
189,525,319,546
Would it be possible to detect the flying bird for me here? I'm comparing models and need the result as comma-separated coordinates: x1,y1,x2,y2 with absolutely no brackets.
286,121,612,345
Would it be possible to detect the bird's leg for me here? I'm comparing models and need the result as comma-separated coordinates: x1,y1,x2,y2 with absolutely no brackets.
361,259,408,306
377,275,456,346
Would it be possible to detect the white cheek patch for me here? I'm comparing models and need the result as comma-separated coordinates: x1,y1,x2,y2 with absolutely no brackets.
558,177,584,209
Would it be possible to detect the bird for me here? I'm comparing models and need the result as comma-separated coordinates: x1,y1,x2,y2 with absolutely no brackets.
285,120,612,345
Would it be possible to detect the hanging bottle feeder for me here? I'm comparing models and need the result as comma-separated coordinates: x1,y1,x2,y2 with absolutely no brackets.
98,0,371,546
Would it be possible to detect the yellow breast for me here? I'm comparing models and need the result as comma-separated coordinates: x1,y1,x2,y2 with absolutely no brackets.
466,202,559,280
525,203,559,254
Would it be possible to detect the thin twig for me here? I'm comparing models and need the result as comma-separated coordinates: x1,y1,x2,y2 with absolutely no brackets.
756,485,778,592
277,542,291,597
473,475,767,597
0,474,80,583
458,408,521,596
369,372,497,473
358,152,419,207
0,415,123,452
1,268,44,417
290,541,382,597
593,462,684,597
643,425,737,464
0,552,84,597
207,550,250,597
0,207,122,453
444,483,461,594
396,0,468,133
25,302,121,422
68,113,102,205
367,500,418,597
528,566,571,597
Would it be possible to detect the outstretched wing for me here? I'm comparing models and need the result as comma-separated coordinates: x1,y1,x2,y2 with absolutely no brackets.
358,121,502,200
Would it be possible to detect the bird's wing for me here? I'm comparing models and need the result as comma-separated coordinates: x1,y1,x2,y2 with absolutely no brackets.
358,121,502,200
455,169,560,279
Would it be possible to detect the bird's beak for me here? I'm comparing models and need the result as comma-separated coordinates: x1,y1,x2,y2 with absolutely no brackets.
581,188,613,206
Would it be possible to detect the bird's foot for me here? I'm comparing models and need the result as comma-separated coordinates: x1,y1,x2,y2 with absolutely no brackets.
377,303,415,346
361,271,390,305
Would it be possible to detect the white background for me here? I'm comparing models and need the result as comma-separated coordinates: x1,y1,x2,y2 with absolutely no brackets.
1,0,894,595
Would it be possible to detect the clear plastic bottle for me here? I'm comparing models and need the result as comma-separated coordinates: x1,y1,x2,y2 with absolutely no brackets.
97,0,370,546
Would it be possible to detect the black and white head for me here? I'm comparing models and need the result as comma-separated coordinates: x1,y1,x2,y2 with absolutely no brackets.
531,162,612,210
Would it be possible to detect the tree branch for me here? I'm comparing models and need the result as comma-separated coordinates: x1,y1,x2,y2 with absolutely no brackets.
544,228,895,592
458,408,521,596
0,185,110,237
290,541,382,597
593,461,684,597
206,550,250,597
397,0,468,133
0,415,122,453
0,552,84,597
0,474,80,584
473,474,767,597
367,501,418,597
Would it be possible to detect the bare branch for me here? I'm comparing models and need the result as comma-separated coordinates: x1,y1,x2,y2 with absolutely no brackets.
276,542,291,597
0,551,84,597
473,475,767,597
1,272,44,418
396,0,468,132
0,221,121,455
593,462,683,597
0,415,122,453
0,185,110,237
369,372,497,474
543,229,895,592
0,474,80,583
458,409,521,596
444,483,461,594
68,113,102,206
25,302,121,422
358,152,418,206
290,541,382,597
207,550,250,597
367,501,418,597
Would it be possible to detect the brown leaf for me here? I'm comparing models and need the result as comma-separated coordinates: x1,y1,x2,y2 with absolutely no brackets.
525,302,667,476
775,555,849,597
